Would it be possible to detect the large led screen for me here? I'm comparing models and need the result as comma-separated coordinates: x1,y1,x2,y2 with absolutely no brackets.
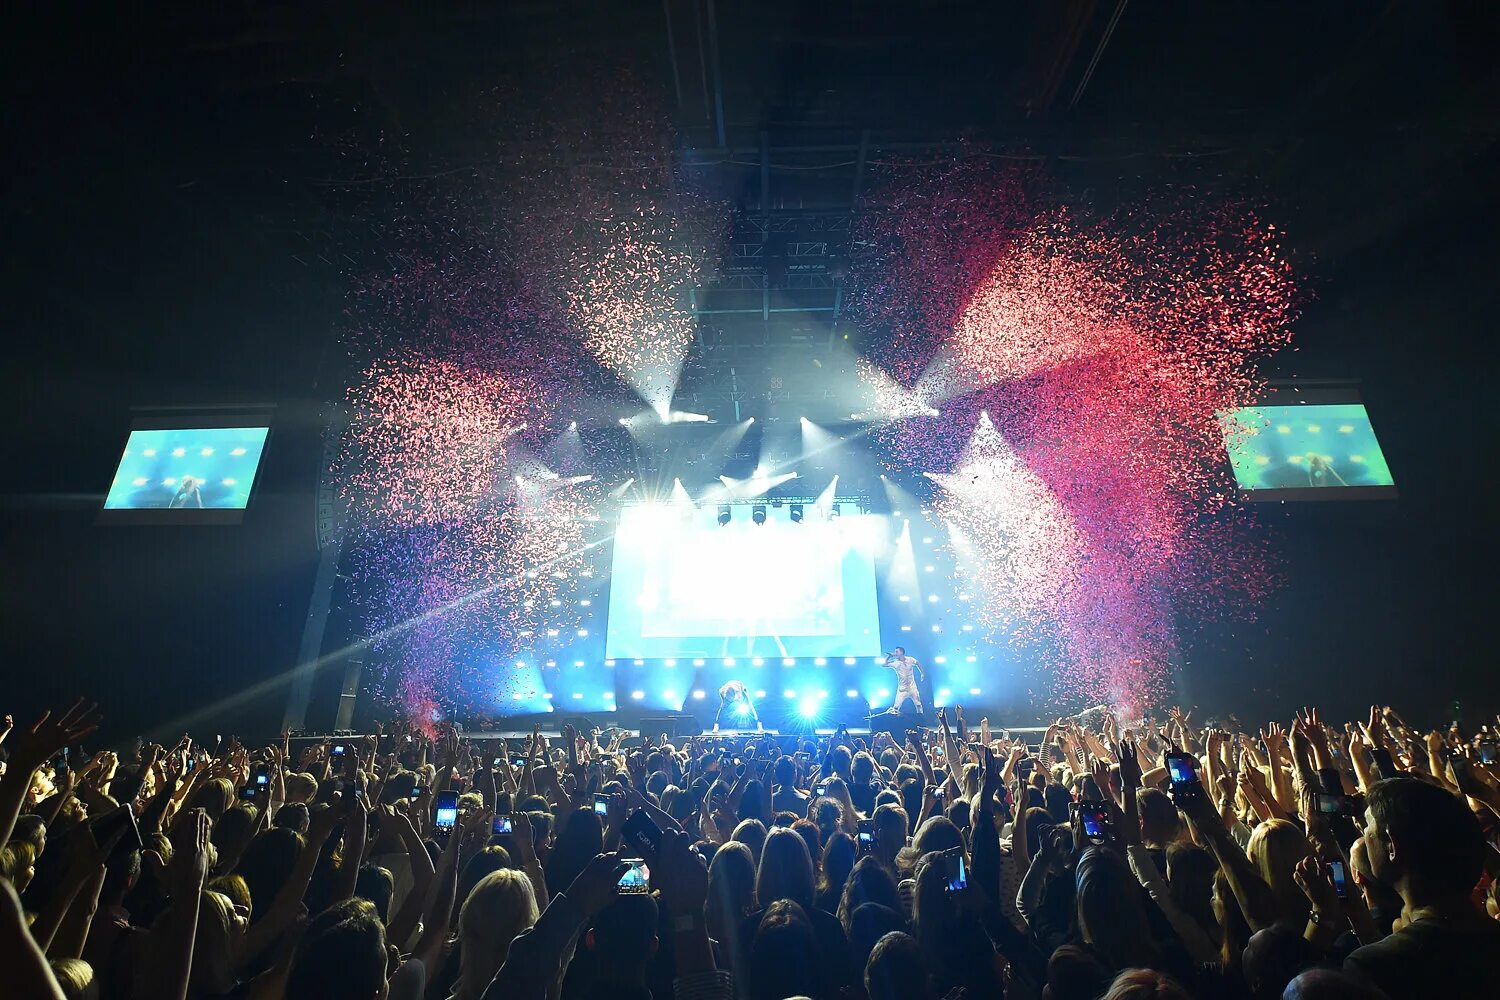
1222,403,1395,499
605,503,882,659
101,424,270,523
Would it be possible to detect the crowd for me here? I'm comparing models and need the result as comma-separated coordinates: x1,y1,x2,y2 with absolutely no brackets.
1,698,1499,1000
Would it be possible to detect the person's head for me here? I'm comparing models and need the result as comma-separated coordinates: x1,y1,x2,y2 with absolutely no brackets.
187,778,235,821
545,807,603,895
1242,925,1318,1000
732,818,768,865
813,796,845,844
1043,943,1110,1000
585,895,659,981
893,647,905,657
1101,968,1194,1000
234,827,305,922
756,827,816,912
457,845,513,916
1362,775,1486,904
748,900,819,1000
1075,846,1157,973
790,817,821,869
192,889,250,995
273,802,310,834
12,815,46,856
774,755,798,788
285,899,389,1000
864,930,925,1000
852,752,876,785
872,803,908,863
819,830,857,897
1044,782,1073,824
1165,842,1220,938
899,815,962,874
847,903,907,984
283,772,318,804
838,855,903,935
355,865,395,922
944,798,971,832
1280,968,1391,1000
206,873,252,914
707,841,757,940
50,957,96,1000
1247,819,1314,923
0,841,37,892
456,869,539,1000
829,744,853,781
1135,788,1182,847
211,805,259,862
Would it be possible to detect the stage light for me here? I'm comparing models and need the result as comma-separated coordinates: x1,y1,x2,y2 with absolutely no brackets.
966,655,977,662
172,447,186,457
752,504,766,525
618,417,630,426
142,448,157,457
922,537,932,544
924,565,934,573
631,691,644,699
577,628,589,637
782,657,795,666
131,476,148,486
662,689,676,700
843,657,856,665
162,477,177,486
693,658,706,666
790,503,804,523
200,447,214,456
799,698,820,720
574,660,584,667
571,693,583,700
734,700,752,716
876,689,891,698
580,599,591,607
692,690,706,700
814,657,827,666
752,657,764,666
898,595,910,603
927,595,939,603
937,688,950,700
900,625,911,632
221,478,237,486
783,689,797,698
846,689,860,698
605,659,616,666
934,656,947,664
546,629,559,637
550,599,562,607
545,660,556,667
969,687,981,695
724,657,736,666
664,658,677,667
962,625,973,632
717,505,731,526
634,659,645,666
754,689,766,698
931,625,942,632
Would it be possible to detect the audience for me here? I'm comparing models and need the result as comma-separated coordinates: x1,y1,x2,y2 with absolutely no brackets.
2,699,1499,999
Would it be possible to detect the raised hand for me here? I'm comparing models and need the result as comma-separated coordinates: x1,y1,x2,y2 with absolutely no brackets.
1117,739,1142,790
1292,855,1340,916
7,700,101,770
567,853,629,918
650,829,708,914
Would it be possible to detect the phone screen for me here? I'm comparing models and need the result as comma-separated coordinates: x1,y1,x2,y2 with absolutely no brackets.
1078,802,1108,842
1328,860,1347,898
1315,793,1345,815
593,795,610,816
332,745,347,757
493,814,513,835
943,850,968,892
618,859,650,894
254,766,269,787
1166,754,1198,785
1480,744,1496,765
240,785,259,800
434,791,459,831
814,782,829,797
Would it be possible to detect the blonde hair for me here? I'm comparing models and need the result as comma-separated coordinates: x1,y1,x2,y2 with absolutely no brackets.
455,870,539,1000
191,891,242,995
49,958,95,1000
1246,818,1313,923
282,772,319,804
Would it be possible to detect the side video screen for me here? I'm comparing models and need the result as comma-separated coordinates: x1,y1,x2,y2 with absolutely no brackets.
101,422,271,524
1222,402,1395,500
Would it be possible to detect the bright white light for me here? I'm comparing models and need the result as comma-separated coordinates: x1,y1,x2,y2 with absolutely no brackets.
550,599,562,607
693,659,706,666
200,447,214,456
580,599,592,607
605,659,616,667
927,595,939,603
814,657,827,666
142,448,157,457
633,659,645,666
162,478,177,486
846,689,860,697
843,657,856,665
618,417,630,425
934,656,947,664
783,689,797,699
938,688,951,700
931,625,942,632
799,698,820,719
724,657,736,666
629,690,645,699
969,687,981,695
966,655,977,663
876,688,891,698
664,658,677,667
900,625,911,632
515,660,525,667
576,628,588,637
131,476,149,486
899,595,910,602
572,693,583,700
662,690,677,700
545,660,556,667
752,657,764,666
782,657,795,666
574,660,585,667
221,478,237,486
171,448,186,457
817,689,828,699
692,690,706,700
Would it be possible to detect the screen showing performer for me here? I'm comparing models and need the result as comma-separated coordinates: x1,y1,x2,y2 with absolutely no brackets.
713,679,761,732
882,647,924,715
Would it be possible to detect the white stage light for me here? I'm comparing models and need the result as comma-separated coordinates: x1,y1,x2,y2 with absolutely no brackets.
631,691,645,699
782,657,795,666
814,657,827,666
969,688,981,695
752,657,764,666
664,658,677,667
783,689,797,698
692,690,706,699
846,689,860,698
843,657,856,665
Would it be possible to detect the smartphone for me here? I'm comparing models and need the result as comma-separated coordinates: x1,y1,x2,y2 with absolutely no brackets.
814,782,829,797
934,786,946,801
857,819,875,852
240,784,259,801
1075,800,1110,844
1313,792,1353,816
332,744,347,758
1165,752,1202,803
253,763,270,788
620,809,664,858
593,794,610,816
1479,743,1497,765
493,813,514,835
941,847,968,893
493,757,504,768
512,757,526,768
410,784,426,800
618,858,650,894
1327,860,1348,898
433,790,459,833
1015,757,1036,781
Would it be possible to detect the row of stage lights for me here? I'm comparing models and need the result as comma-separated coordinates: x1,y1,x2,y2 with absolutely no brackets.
509,685,986,705
717,502,840,526
512,654,983,668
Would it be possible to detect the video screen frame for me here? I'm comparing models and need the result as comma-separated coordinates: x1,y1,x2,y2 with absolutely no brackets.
1220,383,1396,502
97,410,275,525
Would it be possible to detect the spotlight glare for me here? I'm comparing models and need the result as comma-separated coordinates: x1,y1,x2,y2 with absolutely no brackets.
846,689,860,698
783,689,797,699
782,657,795,666
798,697,820,719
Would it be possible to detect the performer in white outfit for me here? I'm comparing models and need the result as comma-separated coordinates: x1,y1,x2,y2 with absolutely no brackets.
883,647,925,715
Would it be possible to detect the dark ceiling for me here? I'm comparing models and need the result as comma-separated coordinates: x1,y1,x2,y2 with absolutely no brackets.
1,2,1495,738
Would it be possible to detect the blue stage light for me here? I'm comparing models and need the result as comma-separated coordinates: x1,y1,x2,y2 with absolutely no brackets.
799,697,820,719
734,700,752,717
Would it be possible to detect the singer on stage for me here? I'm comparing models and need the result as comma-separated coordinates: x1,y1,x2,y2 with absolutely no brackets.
713,679,761,731
882,646,925,715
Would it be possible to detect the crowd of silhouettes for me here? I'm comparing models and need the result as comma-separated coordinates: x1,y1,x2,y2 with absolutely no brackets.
2,698,1499,999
